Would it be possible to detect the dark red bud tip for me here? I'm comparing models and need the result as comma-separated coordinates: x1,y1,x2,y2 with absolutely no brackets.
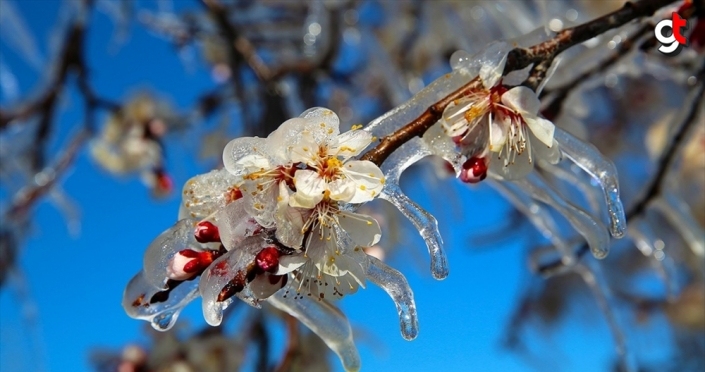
195,221,221,243
155,170,173,193
459,156,488,184
255,247,280,273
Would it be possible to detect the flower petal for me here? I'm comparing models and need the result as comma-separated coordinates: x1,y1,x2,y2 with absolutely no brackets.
488,113,508,152
501,86,541,115
276,254,308,275
328,178,357,203
289,132,321,165
523,115,555,148
291,169,326,208
489,148,534,180
337,211,382,247
329,130,373,160
533,137,562,165
339,160,385,204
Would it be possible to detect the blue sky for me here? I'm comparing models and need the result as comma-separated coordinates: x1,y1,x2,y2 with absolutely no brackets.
1,1,627,371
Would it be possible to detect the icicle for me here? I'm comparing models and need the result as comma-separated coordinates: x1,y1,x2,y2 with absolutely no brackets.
380,182,448,279
514,172,610,259
576,260,637,372
652,192,705,258
627,217,680,301
366,256,419,340
553,127,626,239
538,161,603,215
268,288,361,372
490,180,575,266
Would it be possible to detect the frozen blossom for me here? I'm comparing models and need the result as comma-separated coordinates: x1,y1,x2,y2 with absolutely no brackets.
124,108,417,371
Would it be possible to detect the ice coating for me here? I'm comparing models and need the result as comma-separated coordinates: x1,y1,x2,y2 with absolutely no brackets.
553,127,626,238
268,289,361,372
122,272,200,331
213,199,261,251
366,256,419,340
198,236,265,326
652,192,705,258
514,172,610,259
380,182,448,279
142,218,199,289
538,161,603,216
181,168,240,220
576,261,637,372
490,180,574,266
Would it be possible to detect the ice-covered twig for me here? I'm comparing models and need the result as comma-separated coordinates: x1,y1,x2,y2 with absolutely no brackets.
627,68,705,220
359,0,677,167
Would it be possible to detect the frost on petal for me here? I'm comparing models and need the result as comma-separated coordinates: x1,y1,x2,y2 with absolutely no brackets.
300,107,341,143
523,115,555,148
337,211,382,247
501,86,541,115
122,272,199,331
329,130,373,160
366,256,419,340
181,168,240,220
214,199,261,251
291,169,326,208
222,137,270,178
143,218,200,289
553,127,626,238
268,289,361,372
380,183,448,279
199,237,265,325
340,160,385,203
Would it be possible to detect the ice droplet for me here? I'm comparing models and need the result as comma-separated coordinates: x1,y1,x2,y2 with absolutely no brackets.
150,311,177,331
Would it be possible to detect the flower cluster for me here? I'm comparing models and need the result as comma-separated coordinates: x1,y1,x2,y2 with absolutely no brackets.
433,51,560,182
123,108,417,371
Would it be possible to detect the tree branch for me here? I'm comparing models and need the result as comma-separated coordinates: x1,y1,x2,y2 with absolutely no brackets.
359,0,678,167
